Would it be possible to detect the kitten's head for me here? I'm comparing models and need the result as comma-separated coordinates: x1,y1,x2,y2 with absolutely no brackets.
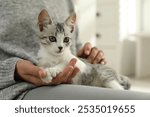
37,9,76,56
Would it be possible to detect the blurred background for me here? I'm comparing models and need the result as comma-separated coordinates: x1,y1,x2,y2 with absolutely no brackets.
74,0,150,93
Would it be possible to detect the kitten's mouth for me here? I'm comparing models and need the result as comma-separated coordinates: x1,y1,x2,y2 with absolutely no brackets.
56,50,63,54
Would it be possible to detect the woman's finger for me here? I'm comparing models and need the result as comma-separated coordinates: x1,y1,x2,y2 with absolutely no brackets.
22,74,44,86
66,67,80,84
93,50,104,64
77,42,92,57
83,42,92,56
17,60,43,78
26,63,43,77
87,47,99,63
99,58,107,65
61,66,74,83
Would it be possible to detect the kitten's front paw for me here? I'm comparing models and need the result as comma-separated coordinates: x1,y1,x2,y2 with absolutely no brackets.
41,68,62,84
41,68,53,84
48,67,61,78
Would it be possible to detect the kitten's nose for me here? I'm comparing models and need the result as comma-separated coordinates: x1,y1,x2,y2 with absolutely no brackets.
58,46,63,51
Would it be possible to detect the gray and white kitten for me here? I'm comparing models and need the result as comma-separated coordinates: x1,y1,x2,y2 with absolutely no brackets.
37,9,130,90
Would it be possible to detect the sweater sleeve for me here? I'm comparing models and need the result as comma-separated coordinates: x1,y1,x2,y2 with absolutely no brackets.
0,57,21,89
67,0,83,51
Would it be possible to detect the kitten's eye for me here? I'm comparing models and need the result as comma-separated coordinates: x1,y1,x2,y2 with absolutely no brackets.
49,36,57,42
63,37,70,43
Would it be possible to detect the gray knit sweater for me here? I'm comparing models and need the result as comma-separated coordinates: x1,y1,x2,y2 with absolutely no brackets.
0,0,80,99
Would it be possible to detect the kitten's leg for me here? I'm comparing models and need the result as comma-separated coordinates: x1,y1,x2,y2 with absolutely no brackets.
104,80,124,90
92,64,124,90
46,67,61,78
41,68,53,84
41,67,62,84
118,75,131,90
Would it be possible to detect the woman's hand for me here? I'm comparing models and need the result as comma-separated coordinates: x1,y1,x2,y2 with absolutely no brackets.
77,42,107,64
50,58,80,85
15,59,79,86
15,60,47,86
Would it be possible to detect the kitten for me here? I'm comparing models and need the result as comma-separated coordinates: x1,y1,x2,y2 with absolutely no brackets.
37,9,130,90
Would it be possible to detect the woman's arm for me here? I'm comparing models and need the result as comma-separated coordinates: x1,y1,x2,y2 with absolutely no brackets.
0,57,21,89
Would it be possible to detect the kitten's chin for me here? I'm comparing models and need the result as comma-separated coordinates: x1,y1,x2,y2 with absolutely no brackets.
53,51,64,56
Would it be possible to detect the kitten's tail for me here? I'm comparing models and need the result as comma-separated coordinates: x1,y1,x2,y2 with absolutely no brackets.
118,75,131,90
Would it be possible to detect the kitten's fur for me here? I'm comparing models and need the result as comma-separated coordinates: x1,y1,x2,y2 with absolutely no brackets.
37,9,130,90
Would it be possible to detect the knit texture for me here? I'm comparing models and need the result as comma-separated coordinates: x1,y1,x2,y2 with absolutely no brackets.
0,0,79,99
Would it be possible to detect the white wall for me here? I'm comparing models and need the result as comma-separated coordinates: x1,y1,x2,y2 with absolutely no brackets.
119,0,150,78
142,0,150,32
135,34,150,78
119,0,138,76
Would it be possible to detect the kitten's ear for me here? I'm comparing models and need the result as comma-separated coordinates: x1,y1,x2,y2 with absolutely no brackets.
65,12,76,33
38,9,52,32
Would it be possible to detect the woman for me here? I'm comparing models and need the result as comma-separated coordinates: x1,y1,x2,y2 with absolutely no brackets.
0,0,149,100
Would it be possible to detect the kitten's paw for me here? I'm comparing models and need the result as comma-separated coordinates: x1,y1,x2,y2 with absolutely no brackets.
49,68,61,77
119,75,131,90
41,68,62,84
46,67,61,78
41,68,53,84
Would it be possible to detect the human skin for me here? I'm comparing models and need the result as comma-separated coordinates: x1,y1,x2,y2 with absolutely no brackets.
77,42,107,64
